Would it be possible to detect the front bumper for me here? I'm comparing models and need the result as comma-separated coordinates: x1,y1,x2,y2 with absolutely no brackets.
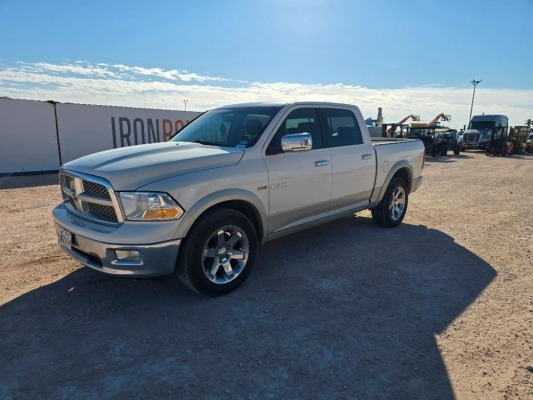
53,204,181,277
463,142,489,149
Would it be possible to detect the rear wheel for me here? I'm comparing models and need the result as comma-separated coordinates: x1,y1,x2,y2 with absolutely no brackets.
453,145,461,155
371,177,409,227
177,208,258,296
440,146,448,156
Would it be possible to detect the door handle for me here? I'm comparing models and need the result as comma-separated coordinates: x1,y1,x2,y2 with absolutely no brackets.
362,154,374,160
315,160,329,167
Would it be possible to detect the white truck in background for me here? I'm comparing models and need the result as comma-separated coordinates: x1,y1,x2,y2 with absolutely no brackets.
53,102,425,296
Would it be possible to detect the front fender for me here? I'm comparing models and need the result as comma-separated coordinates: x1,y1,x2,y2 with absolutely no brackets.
173,188,268,243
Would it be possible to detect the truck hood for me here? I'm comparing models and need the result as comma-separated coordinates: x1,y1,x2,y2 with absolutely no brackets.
63,142,244,190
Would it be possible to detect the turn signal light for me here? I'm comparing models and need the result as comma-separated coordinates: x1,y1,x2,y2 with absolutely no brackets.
143,208,181,219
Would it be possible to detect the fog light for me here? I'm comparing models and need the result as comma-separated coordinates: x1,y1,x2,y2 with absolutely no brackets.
115,250,141,262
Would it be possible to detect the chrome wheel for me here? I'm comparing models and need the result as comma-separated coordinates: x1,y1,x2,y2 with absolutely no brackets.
202,225,249,284
389,186,406,221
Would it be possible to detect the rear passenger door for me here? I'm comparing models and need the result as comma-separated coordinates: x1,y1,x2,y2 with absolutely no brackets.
263,107,332,234
321,107,376,213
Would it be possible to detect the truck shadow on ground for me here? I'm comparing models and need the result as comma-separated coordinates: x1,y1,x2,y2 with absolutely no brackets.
0,216,495,399
484,153,533,161
425,154,473,164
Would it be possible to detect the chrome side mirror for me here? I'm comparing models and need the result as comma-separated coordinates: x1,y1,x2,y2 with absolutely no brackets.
281,133,313,152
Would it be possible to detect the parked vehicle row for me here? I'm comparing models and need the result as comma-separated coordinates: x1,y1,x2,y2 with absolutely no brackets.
407,128,461,157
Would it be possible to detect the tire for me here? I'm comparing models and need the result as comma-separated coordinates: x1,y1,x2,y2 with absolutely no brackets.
440,146,448,156
431,147,438,157
453,146,460,155
177,208,258,296
371,177,409,228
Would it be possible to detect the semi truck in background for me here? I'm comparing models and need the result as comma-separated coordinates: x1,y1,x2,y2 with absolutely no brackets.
461,114,509,151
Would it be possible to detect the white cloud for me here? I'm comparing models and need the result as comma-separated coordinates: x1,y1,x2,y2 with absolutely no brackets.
111,64,228,82
18,61,119,78
0,61,532,127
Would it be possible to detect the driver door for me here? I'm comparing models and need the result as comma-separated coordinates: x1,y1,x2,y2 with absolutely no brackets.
263,107,332,234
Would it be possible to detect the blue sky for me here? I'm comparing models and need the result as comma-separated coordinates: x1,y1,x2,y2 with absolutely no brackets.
1,0,532,127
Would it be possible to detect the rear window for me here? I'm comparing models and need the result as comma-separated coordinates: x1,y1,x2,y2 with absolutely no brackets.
323,108,363,147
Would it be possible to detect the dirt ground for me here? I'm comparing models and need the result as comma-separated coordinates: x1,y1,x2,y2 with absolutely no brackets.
0,151,531,399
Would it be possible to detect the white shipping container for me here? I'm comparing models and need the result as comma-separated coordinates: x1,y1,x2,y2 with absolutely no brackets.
56,103,200,164
0,98,60,174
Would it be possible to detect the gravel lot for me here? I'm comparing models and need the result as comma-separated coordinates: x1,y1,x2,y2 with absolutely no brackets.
0,151,531,399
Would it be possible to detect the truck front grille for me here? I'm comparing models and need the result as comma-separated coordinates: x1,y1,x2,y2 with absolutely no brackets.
82,180,111,200
87,203,118,222
60,171,122,224
463,133,480,144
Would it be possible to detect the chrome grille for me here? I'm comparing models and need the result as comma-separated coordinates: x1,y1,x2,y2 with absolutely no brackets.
463,133,480,143
60,171,122,224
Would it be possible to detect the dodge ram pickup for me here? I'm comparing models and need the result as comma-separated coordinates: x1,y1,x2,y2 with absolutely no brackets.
53,102,425,296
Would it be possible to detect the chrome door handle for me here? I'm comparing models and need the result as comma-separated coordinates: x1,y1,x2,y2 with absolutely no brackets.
362,154,374,160
315,160,329,167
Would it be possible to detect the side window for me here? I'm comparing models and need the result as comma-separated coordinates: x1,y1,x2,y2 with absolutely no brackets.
266,108,322,154
323,108,363,147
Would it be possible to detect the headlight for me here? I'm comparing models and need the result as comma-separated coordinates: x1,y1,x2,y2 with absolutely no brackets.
118,192,184,221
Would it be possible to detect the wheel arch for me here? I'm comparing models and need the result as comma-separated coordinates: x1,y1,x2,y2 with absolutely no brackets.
175,189,267,244
370,162,413,207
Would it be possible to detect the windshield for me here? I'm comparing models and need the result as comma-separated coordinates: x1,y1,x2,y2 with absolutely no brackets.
171,106,282,148
468,121,495,130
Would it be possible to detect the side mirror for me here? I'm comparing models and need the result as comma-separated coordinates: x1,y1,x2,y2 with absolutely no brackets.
281,133,313,152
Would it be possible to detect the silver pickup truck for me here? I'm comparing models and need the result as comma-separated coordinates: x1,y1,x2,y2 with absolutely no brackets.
53,102,425,296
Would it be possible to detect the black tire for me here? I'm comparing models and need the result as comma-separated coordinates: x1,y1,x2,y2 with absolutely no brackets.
371,177,409,228
431,147,438,157
453,146,460,155
177,208,258,297
440,146,448,156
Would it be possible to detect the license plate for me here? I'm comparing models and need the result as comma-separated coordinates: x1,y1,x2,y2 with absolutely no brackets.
59,229,72,250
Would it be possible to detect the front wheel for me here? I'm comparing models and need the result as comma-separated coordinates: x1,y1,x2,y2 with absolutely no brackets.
371,177,409,227
177,208,258,296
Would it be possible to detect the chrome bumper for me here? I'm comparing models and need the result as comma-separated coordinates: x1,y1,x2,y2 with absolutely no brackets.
53,205,181,277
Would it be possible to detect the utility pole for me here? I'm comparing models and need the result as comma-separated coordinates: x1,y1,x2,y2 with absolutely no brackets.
183,99,188,112
469,79,482,122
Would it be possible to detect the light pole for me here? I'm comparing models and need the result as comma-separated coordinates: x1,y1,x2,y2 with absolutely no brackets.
183,99,188,112
469,79,482,122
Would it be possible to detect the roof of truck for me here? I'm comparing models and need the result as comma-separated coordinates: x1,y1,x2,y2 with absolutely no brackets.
471,114,508,120
215,101,357,109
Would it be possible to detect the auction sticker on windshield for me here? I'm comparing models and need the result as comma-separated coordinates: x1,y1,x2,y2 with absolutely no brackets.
59,229,72,251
